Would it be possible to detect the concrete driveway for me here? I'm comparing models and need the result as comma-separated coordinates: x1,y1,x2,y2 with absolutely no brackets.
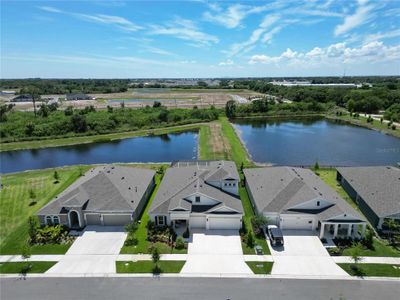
46,226,126,274
180,229,252,275
269,230,348,277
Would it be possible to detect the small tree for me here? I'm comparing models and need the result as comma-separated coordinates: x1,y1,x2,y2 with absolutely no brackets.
314,160,320,171
125,221,138,234
29,188,36,199
151,245,161,274
27,216,39,243
350,243,363,271
225,100,236,118
246,232,255,248
53,170,60,183
175,236,185,250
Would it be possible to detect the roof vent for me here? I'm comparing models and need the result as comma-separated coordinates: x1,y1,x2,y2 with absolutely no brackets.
135,187,137,192
111,166,115,169
128,187,131,190
121,177,125,180
131,201,134,203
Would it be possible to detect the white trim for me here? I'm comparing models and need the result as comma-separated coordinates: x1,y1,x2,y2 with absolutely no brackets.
68,210,82,228
52,216,60,225
207,205,240,214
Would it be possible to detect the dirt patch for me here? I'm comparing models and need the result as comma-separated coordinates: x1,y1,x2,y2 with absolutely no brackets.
209,122,231,159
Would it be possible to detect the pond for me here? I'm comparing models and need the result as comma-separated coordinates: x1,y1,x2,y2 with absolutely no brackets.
0,131,198,173
233,117,400,166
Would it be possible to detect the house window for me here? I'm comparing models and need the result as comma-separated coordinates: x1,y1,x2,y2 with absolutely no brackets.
232,183,236,187
195,196,200,203
53,216,60,225
317,201,320,206
46,216,52,225
157,216,165,226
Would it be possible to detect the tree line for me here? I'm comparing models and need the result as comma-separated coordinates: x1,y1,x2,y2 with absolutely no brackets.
0,103,220,142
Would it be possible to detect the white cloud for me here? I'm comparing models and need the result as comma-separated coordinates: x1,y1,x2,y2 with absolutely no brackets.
74,13,142,32
249,41,400,66
203,2,285,29
140,45,174,56
334,1,375,36
149,17,219,46
364,29,400,43
227,14,280,56
219,59,234,66
38,6,63,13
39,6,142,32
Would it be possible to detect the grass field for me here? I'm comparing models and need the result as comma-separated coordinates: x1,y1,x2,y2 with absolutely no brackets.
316,168,363,213
116,261,186,273
219,117,253,167
0,122,205,152
0,261,57,273
119,173,187,254
341,238,400,257
246,261,273,274
0,166,90,255
338,263,400,277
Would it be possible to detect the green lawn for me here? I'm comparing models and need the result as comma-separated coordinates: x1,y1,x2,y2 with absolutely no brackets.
316,168,363,213
116,261,186,273
0,261,57,273
316,168,400,257
239,184,270,255
338,263,400,277
219,117,253,167
0,123,204,152
342,238,400,257
120,173,187,254
198,125,215,160
0,166,90,255
246,262,273,274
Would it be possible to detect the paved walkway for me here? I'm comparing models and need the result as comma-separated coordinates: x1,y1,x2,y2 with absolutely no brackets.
180,230,253,275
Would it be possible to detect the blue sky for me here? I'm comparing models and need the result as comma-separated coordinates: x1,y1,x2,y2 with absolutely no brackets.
1,0,399,78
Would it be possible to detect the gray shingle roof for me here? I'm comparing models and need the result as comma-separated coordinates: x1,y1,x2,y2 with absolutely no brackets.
37,165,155,215
150,161,242,215
244,167,365,222
337,166,400,218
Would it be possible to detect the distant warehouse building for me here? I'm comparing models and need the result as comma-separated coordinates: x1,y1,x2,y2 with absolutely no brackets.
66,93,94,101
336,166,400,230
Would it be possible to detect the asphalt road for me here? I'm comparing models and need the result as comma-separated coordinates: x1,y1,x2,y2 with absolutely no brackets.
1,277,399,300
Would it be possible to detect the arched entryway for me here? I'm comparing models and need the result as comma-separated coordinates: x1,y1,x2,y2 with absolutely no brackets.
69,210,80,228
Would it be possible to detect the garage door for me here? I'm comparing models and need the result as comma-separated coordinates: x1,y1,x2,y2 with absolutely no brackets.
208,217,241,230
86,214,101,225
190,216,206,228
280,216,313,230
103,214,131,226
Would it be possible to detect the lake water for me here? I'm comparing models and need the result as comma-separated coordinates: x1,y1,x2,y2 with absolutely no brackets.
233,117,400,166
0,131,198,173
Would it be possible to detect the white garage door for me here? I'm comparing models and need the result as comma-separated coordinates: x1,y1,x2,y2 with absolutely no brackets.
103,214,131,226
281,216,313,230
190,216,206,228
208,217,241,230
86,214,101,225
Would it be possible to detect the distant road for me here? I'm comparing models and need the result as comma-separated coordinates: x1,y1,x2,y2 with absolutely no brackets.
2,277,399,300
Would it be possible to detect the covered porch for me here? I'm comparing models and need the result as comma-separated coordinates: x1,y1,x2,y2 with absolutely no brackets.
319,221,366,240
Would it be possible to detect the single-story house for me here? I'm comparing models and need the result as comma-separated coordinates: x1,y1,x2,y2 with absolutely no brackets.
336,166,400,230
66,93,93,101
148,160,243,231
11,94,33,102
37,165,155,228
244,167,366,239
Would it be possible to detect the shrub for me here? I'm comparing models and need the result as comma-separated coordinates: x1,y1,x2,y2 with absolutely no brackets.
34,225,70,244
175,236,185,250
246,232,255,248
251,214,268,236
28,216,39,243
327,247,342,256
124,235,138,246
362,229,374,249
125,221,138,234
